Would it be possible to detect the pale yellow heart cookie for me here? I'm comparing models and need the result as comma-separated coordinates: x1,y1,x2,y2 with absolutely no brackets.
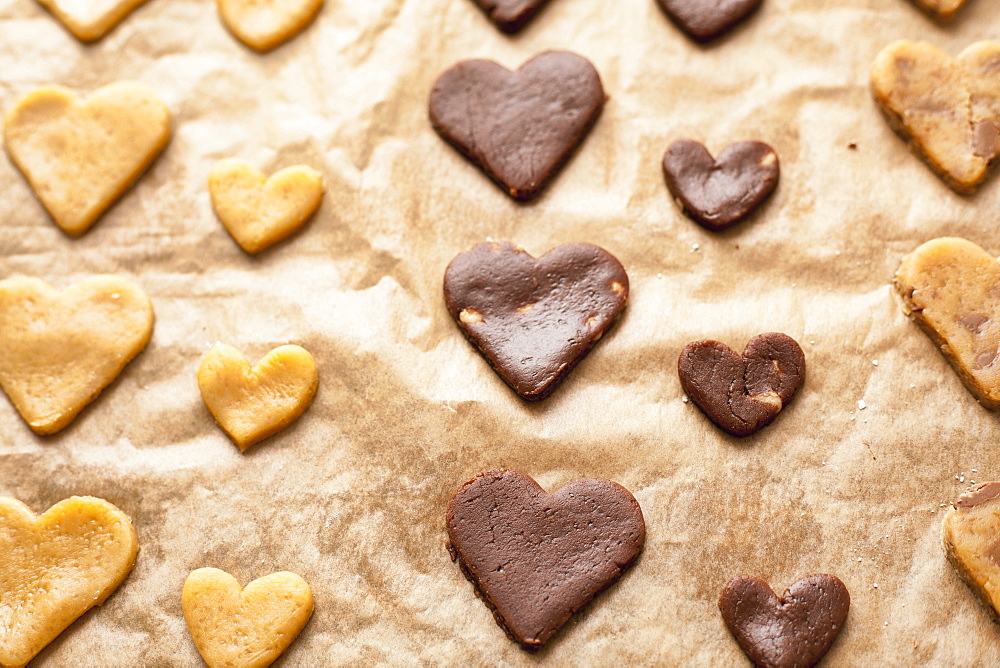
943,482,1000,621
0,275,154,435
182,568,314,668
208,159,324,254
3,82,171,236
216,0,323,52
895,238,1000,408
197,344,318,450
871,40,1000,194
0,496,139,668
34,0,150,42
908,0,969,21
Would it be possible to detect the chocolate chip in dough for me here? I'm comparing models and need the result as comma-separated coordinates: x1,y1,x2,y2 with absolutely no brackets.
654,0,763,42
469,0,554,33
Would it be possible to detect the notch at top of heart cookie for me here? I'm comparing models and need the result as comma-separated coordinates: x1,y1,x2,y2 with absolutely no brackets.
3,81,172,236
34,0,150,41
468,0,554,33
655,0,763,43
871,40,1000,195
217,0,324,52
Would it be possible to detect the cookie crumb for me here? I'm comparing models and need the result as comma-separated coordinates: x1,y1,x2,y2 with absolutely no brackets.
857,400,867,410
873,583,879,588
848,141,858,149
682,395,689,403
872,360,879,366
691,243,700,252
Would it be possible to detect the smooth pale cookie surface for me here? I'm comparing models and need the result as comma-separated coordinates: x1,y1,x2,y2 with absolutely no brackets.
34,0,150,41
871,41,1000,195
182,568,313,668
209,159,323,254
3,82,171,236
0,496,138,668
943,483,1000,621
895,238,1000,408
217,0,323,52
0,276,154,435
197,344,318,450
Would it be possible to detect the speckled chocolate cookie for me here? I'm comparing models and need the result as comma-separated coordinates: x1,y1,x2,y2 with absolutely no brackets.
443,241,628,401
469,0,553,33
446,469,645,649
655,0,762,42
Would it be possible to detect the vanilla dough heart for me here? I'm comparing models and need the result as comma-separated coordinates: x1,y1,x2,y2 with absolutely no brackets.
217,0,323,52
871,40,1000,195
895,237,1000,408
0,275,154,435
209,159,324,254
34,0,149,41
943,482,1000,621
3,82,171,236
182,568,313,668
197,344,318,450
0,496,139,668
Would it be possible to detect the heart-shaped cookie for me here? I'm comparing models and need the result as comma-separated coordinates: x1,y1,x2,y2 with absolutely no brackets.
0,496,138,668
908,0,970,22
217,0,323,52
446,469,645,649
469,0,553,33
182,568,313,668
943,482,1000,621
3,82,171,236
655,0,763,42
34,0,149,41
429,51,605,202
678,333,804,437
197,344,318,451
871,41,1000,195
719,574,850,668
662,139,779,231
0,275,154,435
895,237,1000,408
443,241,628,401
209,159,324,254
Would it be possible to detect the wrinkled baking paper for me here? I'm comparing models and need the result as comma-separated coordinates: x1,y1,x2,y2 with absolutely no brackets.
2,0,1000,664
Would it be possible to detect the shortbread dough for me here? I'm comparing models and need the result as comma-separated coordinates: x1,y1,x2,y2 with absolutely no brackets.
216,0,323,52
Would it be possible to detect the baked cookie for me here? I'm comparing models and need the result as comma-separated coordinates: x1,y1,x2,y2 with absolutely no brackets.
209,159,324,254
444,241,628,401
182,568,313,668
446,469,645,649
0,275,154,435
0,496,138,668
197,344,318,451
942,482,1000,621
217,0,323,52
429,51,604,202
34,0,149,41
871,40,1000,195
3,82,171,236
908,0,971,22
895,237,1000,408
719,574,850,668
468,0,553,33
655,0,762,42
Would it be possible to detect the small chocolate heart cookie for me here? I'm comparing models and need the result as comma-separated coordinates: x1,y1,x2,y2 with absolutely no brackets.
444,241,628,401
469,0,553,33
663,139,779,231
678,333,804,437
719,574,850,668
446,469,645,649
429,51,604,202
655,0,763,42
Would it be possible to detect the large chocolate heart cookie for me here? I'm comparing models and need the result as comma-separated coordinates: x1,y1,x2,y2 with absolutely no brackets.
678,333,804,437
942,482,1000,621
429,51,604,202
443,241,628,401
655,0,762,42
469,0,552,33
871,40,1000,195
446,469,645,649
719,574,850,668
663,139,779,231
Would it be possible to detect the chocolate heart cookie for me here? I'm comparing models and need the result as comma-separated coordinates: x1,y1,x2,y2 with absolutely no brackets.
678,333,804,437
655,0,763,42
443,241,628,401
663,139,779,231
469,0,552,33
942,482,1000,621
429,51,604,202
446,469,645,649
719,574,850,668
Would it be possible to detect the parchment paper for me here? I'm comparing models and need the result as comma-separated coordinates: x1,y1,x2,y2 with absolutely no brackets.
2,0,1000,664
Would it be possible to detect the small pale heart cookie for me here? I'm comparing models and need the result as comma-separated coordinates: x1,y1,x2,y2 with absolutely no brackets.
182,568,314,668
197,344,318,451
0,496,139,668
34,0,150,41
0,275,154,435
3,82,171,236
871,40,1000,195
217,0,323,52
208,159,323,254
895,238,1000,408
943,482,1000,621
